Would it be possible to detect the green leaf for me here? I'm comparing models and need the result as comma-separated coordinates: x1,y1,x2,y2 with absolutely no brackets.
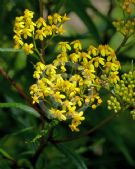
18,158,33,169
14,52,27,71
0,148,14,161
0,48,22,52
115,137,135,166
11,127,34,136
0,102,40,118
56,144,88,169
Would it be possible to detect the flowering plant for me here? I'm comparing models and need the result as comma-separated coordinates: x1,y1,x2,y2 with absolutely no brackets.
0,0,135,168
13,7,135,132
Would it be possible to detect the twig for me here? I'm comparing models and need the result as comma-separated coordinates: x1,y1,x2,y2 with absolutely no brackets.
30,128,53,167
108,0,114,16
52,113,116,144
0,67,47,120
30,137,47,167
1,155,28,169
0,67,30,103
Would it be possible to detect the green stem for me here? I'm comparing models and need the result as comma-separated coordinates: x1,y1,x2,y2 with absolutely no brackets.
30,127,53,167
115,35,129,54
33,34,45,63
39,0,46,62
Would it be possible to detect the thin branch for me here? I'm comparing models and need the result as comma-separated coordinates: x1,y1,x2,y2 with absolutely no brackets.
52,113,116,144
30,137,47,167
1,155,27,169
108,0,114,17
30,128,53,167
1,156,17,166
0,67,30,103
0,67,47,120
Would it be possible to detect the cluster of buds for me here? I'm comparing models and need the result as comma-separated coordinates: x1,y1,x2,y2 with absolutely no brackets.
108,71,135,117
122,0,135,14
113,0,135,37
113,19,135,36
115,71,135,104
107,96,121,113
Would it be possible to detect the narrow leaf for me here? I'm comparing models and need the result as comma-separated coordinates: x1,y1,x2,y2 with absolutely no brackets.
0,102,40,118
0,48,22,52
56,144,88,169
0,148,14,161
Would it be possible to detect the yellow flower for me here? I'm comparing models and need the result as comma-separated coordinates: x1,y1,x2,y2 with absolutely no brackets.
81,52,91,60
109,71,120,83
14,19,24,32
58,42,71,52
104,62,120,72
88,45,98,56
33,62,46,79
23,43,34,54
24,9,34,19
15,16,24,22
53,13,62,24
22,28,32,39
36,17,46,28
48,15,53,25
53,52,68,66
72,111,85,121
92,104,97,109
35,29,46,40
55,25,65,35
69,123,80,132
70,53,80,62
43,26,53,36
71,96,83,107
69,111,85,132
50,108,66,121
71,40,82,51
13,35,23,46
62,14,70,22
45,64,57,76
81,64,95,80
92,57,105,68
52,91,66,103
67,105,76,116
30,84,43,104
60,65,66,72
62,100,74,110
97,98,102,104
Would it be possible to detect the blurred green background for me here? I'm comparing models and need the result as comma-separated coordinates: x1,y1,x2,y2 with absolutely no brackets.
0,0,135,168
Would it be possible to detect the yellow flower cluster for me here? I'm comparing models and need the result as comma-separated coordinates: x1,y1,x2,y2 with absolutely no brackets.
107,71,135,116
107,96,121,113
113,19,135,36
13,9,70,54
122,0,135,14
30,41,121,131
